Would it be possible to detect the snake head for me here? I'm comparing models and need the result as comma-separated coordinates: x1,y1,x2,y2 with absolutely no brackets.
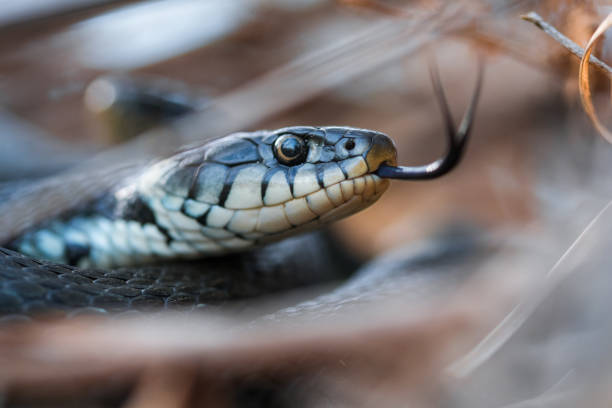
11,63,482,267
136,126,397,255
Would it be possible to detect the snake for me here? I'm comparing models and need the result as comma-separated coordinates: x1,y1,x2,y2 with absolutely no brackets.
0,67,482,319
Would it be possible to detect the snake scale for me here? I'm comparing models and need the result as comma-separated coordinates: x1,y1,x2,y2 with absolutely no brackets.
0,68,481,320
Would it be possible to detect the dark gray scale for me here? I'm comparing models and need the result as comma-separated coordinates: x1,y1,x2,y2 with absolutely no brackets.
121,197,174,244
117,194,159,226
322,127,349,145
204,136,261,166
65,242,91,266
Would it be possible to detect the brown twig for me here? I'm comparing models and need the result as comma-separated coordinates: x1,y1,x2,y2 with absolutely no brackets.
521,11,612,75
579,13,612,144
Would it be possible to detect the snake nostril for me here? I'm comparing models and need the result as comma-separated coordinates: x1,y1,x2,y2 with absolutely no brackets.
344,139,355,150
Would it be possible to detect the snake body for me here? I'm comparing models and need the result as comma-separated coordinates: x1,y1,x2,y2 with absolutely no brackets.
0,231,355,318
0,126,396,316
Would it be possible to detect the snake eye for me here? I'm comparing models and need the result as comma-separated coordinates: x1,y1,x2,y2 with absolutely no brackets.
344,139,356,150
274,134,307,165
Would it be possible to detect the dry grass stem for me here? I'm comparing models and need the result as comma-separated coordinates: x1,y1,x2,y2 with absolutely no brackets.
447,200,612,378
521,11,612,75
579,13,612,144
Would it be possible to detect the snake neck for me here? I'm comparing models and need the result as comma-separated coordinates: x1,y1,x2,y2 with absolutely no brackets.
7,176,166,267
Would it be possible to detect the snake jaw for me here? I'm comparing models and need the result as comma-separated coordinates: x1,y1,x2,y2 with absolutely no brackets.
317,174,389,222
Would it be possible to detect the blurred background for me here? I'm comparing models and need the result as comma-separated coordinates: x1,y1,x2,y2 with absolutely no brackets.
2,0,612,407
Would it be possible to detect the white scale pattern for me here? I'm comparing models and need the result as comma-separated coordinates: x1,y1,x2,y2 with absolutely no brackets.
135,170,386,262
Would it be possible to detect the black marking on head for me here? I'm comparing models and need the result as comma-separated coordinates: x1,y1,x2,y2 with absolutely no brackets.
315,165,326,189
217,166,241,208
65,242,91,266
339,165,350,180
119,195,156,224
261,168,273,202
207,159,260,167
287,166,300,198
119,195,173,243
260,167,287,203
154,223,173,244
195,206,212,226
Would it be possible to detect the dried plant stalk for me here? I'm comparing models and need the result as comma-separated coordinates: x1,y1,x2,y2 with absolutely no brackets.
522,11,612,144
579,13,612,144
521,11,612,75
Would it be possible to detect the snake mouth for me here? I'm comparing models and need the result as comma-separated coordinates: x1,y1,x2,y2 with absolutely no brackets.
242,172,388,246
311,173,388,223
139,166,390,254
215,172,389,239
